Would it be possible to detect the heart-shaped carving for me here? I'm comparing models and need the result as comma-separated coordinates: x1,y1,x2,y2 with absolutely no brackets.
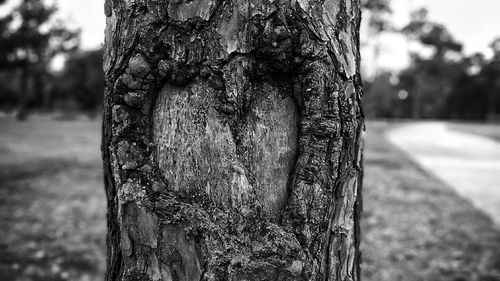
153,80,298,215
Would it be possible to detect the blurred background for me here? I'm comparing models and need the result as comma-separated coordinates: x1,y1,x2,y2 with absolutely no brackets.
0,0,499,280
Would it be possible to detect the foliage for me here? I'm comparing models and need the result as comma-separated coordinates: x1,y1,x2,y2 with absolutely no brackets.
0,0,79,69
402,8,462,57
0,0,79,117
363,72,409,118
365,6,494,120
399,8,464,118
362,0,392,33
51,49,104,113
0,71,21,110
446,41,500,120
397,54,464,119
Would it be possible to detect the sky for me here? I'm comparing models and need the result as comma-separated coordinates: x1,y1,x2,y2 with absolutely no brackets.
2,0,500,71
397,0,500,56
53,0,105,50
0,0,105,50
364,0,500,73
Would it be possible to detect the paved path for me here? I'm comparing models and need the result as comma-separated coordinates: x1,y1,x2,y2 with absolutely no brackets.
386,122,500,226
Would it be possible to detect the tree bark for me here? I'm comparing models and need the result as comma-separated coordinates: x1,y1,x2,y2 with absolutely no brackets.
102,0,364,280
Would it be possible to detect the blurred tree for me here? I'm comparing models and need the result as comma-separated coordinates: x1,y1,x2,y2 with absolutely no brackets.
51,48,104,115
0,71,20,110
361,0,392,77
446,55,489,119
0,0,79,119
363,72,409,118
483,38,500,121
400,8,463,119
402,8,462,57
362,0,392,33
445,40,500,121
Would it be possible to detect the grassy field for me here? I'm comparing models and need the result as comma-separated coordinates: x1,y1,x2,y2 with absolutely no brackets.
362,122,500,281
0,116,106,281
0,117,499,281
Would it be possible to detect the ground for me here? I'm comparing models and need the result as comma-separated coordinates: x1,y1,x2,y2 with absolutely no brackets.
0,117,499,281
363,121,500,281
387,122,500,226
0,116,105,281
448,122,500,142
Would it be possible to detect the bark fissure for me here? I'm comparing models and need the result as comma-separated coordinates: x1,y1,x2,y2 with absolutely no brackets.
103,0,363,280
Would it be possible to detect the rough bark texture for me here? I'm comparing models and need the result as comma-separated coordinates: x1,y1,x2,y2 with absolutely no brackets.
102,0,364,279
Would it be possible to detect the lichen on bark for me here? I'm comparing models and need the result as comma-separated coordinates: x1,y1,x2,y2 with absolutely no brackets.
103,0,364,280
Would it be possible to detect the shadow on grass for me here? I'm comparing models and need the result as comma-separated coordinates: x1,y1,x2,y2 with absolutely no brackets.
0,158,106,281
362,121,500,281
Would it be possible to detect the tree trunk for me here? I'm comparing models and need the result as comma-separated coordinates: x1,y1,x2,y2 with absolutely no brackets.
16,66,31,120
102,0,364,280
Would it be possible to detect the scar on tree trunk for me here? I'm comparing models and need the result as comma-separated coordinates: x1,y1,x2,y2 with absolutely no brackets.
102,0,364,280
